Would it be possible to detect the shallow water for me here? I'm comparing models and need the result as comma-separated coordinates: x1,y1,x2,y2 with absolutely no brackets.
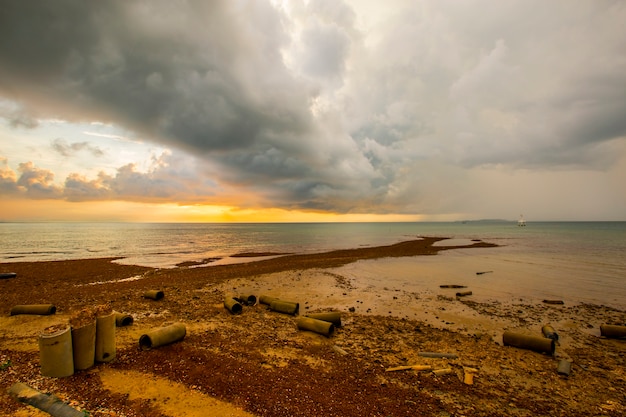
1,221,624,309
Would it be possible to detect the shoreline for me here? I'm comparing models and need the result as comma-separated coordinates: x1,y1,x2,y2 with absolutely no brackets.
1,237,625,416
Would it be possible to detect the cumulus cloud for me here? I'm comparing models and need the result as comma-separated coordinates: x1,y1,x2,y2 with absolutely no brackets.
0,0,625,216
15,162,63,199
0,152,220,203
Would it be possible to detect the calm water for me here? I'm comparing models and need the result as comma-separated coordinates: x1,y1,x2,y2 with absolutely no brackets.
1,222,624,307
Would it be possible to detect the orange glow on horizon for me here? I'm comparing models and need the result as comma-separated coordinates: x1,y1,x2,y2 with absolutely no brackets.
1,198,431,223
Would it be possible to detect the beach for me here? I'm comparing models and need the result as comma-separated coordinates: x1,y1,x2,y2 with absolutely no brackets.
1,237,625,416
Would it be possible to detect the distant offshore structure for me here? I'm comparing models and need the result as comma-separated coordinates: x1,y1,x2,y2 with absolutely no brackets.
518,215,526,227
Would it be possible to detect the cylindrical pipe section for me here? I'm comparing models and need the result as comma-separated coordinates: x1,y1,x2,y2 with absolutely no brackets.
557,359,572,376
8,383,86,417
39,326,74,377
10,304,56,316
542,325,559,341
143,290,164,300
419,352,459,359
71,321,96,371
239,294,257,306
224,297,243,314
297,317,335,337
95,312,116,363
269,300,299,315
259,295,278,305
600,324,626,339
306,312,342,327
114,312,134,327
503,331,555,355
139,322,186,350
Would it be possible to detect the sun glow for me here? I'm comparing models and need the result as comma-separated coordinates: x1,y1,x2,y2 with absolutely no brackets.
1,199,426,223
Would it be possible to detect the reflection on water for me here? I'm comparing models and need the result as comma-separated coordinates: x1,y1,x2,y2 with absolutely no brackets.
1,222,624,309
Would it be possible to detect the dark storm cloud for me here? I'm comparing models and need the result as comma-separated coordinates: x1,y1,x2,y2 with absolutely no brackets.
0,0,315,151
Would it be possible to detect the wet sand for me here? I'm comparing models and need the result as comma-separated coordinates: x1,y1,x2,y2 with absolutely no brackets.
1,237,625,416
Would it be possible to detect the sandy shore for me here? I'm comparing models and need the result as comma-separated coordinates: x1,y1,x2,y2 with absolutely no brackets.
1,237,625,416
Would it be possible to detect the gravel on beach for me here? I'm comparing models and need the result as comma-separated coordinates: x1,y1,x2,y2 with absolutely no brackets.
1,237,625,416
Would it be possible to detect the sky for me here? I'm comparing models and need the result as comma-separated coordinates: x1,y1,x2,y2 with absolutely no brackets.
1,0,625,222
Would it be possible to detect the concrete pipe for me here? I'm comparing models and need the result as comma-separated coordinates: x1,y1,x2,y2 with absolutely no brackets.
95,312,116,362
144,290,164,300
239,294,257,306
269,300,299,315
297,317,335,337
600,324,626,339
139,322,186,350
10,304,56,315
306,312,342,327
259,295,278,305
503,331,555,355
557,359,572,376
39,326,74,378
8,383,86,417
542,325,559,341
114,312,134,327
71,320,96,371
419,352,459,359
224,297,243,314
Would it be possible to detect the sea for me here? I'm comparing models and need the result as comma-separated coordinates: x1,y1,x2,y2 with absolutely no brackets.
1,222,625,309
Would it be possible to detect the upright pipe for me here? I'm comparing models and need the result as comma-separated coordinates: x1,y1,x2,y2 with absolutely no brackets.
10,304,56,315
71,320,96,371
39,326,74,378
306,312,342,327
600,324,626,339
503,331,555,355
139,322,186,350
95,312,116,362
297,317,335,337
269,300,299,315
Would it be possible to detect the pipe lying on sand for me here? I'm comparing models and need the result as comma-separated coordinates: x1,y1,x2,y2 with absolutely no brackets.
224,296,243,314
259,295,278,305
114,312,134,327
557,359,572,376
238,294,257,306
139,322,186,350
503,331,555,355
600,324,626,339
269,300,299,315
297,317,335,337
542,325,559,341
143,290,164,300
418,352,459,359
306,312,342,327
39,326,74,378
8,383,86,417
10,304,56,315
